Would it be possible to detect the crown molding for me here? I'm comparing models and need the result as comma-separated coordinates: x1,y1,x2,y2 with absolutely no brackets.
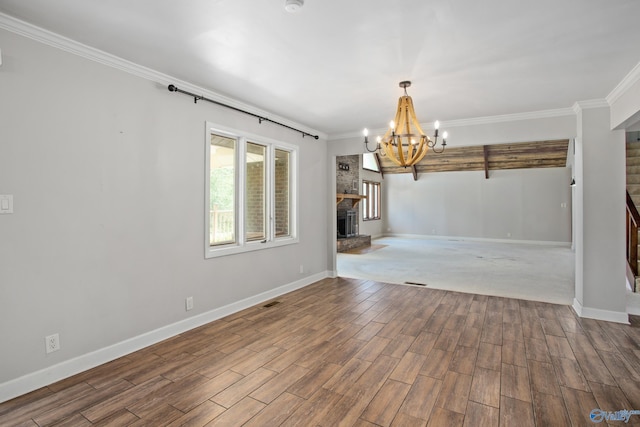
572,99,610,114
607,61,640,105
329,107,575,141
0,12,326,141
442,107,576,128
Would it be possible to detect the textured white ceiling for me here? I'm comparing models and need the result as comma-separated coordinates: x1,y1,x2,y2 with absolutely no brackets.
1,0,639,136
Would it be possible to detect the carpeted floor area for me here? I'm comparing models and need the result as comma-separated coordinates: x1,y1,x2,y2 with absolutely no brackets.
337,237,575,305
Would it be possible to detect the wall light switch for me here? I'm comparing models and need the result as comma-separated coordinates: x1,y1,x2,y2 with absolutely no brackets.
0,195,13,214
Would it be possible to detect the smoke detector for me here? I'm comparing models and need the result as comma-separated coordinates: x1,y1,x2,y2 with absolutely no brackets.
284,0,304,13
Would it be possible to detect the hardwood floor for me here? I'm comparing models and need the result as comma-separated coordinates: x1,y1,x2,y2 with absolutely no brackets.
2,277,640,426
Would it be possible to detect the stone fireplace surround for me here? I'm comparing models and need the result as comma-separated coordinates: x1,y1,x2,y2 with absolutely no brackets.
336,155,371,253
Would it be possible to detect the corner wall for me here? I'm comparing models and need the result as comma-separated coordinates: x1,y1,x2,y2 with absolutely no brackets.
573,106,628,323
0,28,328,401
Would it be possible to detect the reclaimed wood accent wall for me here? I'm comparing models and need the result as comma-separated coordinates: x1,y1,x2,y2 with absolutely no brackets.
378,139,570,176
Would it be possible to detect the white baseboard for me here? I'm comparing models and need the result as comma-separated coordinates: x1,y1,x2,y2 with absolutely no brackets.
572,298,630,324
382,233,571,247
0,271,330,404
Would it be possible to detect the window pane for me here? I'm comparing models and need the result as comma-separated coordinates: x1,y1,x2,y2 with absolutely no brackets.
246,142,266,242
362,181,380,221
210,134,236,246
362,182,368,219
373,183,379,218
368,183,373,219
370,183,375,218
275,149,290,237
362,153,379,172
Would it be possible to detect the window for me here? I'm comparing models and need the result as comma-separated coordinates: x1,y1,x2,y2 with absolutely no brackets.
245,142,266,242
275,149,291,237
209,134,236,246
362,152,380,173
206,122,297,257
362,180,381,221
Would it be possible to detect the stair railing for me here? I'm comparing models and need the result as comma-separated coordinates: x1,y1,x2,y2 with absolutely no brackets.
626,191,640,281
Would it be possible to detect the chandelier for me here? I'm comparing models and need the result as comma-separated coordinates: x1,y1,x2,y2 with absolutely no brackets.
363,81,447,167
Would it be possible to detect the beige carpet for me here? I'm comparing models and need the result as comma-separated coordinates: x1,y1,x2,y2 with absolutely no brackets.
337,236,575,305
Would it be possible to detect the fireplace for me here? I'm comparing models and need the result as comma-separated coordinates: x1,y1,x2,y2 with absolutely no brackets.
337,209,357,238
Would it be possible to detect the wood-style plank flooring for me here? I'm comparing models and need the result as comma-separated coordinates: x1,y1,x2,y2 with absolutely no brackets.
2,277,640,426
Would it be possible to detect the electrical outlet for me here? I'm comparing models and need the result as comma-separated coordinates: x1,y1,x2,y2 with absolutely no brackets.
185,296,194,311
45,334,60,354
299,265,304,274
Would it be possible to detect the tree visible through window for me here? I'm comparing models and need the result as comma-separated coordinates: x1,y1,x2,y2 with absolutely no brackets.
209,134,236,246
363,180,381,221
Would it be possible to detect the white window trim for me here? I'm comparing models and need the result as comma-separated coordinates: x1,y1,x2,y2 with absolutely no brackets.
363,180,381,221
205,122,299,258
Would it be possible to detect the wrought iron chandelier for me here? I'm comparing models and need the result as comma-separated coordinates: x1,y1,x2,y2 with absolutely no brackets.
364,81,447,167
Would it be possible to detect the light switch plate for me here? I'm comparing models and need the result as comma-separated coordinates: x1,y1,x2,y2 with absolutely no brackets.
0,195,14,214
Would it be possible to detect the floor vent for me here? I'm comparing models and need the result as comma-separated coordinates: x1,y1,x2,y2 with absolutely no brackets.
404,281,428,287
263,301,281,308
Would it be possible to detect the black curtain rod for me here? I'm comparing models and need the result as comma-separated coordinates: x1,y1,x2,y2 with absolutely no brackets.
167,85,319,140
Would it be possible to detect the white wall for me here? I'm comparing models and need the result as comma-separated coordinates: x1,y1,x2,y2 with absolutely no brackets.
383,168,572,243
609,63,640,130
441,114,577,147
573,106,627,322
0,29,328,399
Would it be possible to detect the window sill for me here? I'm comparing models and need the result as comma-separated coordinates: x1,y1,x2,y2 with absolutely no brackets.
205,236,299,259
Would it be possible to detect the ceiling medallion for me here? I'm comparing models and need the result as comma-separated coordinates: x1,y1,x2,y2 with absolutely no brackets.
364,81,447,167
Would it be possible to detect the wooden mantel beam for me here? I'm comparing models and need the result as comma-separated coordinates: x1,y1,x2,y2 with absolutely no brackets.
336,193,367,208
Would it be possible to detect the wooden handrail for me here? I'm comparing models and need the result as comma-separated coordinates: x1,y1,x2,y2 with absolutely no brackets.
626,191,640,278
627,191,640,222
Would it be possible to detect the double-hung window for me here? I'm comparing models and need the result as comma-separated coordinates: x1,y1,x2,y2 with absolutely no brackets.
362,180,381,221
206,122,297,258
